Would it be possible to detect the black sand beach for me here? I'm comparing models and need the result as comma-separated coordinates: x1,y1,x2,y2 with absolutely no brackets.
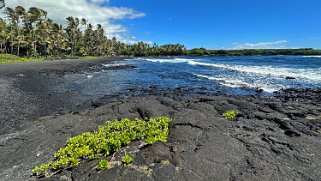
1,58,321,180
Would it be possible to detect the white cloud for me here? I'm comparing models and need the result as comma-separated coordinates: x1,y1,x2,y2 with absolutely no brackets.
231,40,289,49
90,0,110,4
1,0,145,42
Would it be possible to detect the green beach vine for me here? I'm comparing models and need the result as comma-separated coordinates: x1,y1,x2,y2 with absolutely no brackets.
32,116,171,177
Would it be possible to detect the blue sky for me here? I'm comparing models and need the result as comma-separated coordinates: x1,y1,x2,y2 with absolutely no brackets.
107,0,321,49
3,0,321,49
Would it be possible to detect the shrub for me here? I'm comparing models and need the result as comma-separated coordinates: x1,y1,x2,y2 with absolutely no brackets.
98,159,109,170
32,116,172,177
223,110,239,119
122,155,134,165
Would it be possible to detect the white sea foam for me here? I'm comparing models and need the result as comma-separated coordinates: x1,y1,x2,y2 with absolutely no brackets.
303,55,321,58
144,58,321,82
194,74,285,93
87,75,93,79
192,63,321,82
145,58,197,63
195,74,248,87
102,63,126,67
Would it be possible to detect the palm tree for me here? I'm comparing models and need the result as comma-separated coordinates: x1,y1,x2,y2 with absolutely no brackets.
15,6,26,56
0,18,9,53
81,23,93,56
95,24,105,55
5,7,18,54
27,7,43,57
66,16,81,57
0,0,5,9
38,18,53,57
81,18,87,29
23,10,36,57
49,23,67,57
38,10,49,57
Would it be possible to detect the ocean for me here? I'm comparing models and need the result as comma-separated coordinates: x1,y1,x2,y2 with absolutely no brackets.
58,56,321,98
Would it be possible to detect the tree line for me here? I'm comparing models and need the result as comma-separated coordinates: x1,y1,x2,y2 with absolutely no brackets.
0,6,186,58
186,48,321,56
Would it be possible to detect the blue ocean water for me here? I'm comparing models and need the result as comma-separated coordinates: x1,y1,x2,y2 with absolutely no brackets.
58,56,321,98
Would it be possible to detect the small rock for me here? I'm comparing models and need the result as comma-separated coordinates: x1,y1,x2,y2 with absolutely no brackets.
286,76,296,80
35,151,43,157
255,89,264,93
253,112,267,120
171,145,178,152
60,175,71,181
305,115,319,120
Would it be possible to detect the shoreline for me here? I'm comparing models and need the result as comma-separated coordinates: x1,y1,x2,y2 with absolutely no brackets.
0,57,321,180
0,57,134,135
0,56,130,74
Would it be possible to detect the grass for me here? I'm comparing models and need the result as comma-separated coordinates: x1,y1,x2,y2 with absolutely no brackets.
0,54,110,64
223,110,240,119
32,116,172,177
0,54,44,64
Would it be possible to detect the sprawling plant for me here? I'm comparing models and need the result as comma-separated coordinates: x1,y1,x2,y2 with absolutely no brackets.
98,159,109,170
32,117,172,177
223,110,239,119
122,155,134,165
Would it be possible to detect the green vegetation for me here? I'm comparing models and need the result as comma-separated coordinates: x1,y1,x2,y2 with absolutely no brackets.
0,5,185,58
32,162,52,176
122,155,134,165
121,43,185,56
186,48,321,56
32,116,171,177
98,159,109,170
0,54,43,64
223,110,240,119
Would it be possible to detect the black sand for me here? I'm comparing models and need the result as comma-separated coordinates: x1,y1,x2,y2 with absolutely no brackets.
0,58,321,181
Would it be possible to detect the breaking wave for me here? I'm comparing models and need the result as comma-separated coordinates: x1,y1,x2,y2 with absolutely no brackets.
144,58,321,82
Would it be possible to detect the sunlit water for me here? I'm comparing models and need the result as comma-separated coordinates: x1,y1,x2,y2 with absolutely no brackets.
55,56,321,99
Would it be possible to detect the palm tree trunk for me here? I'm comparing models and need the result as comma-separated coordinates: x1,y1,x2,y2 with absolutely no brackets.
33,31,37,57
42,34,47,57
10,26,13,54
17,25,20,56
71,42,73,57
35,43,37,55
17,42,20,56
